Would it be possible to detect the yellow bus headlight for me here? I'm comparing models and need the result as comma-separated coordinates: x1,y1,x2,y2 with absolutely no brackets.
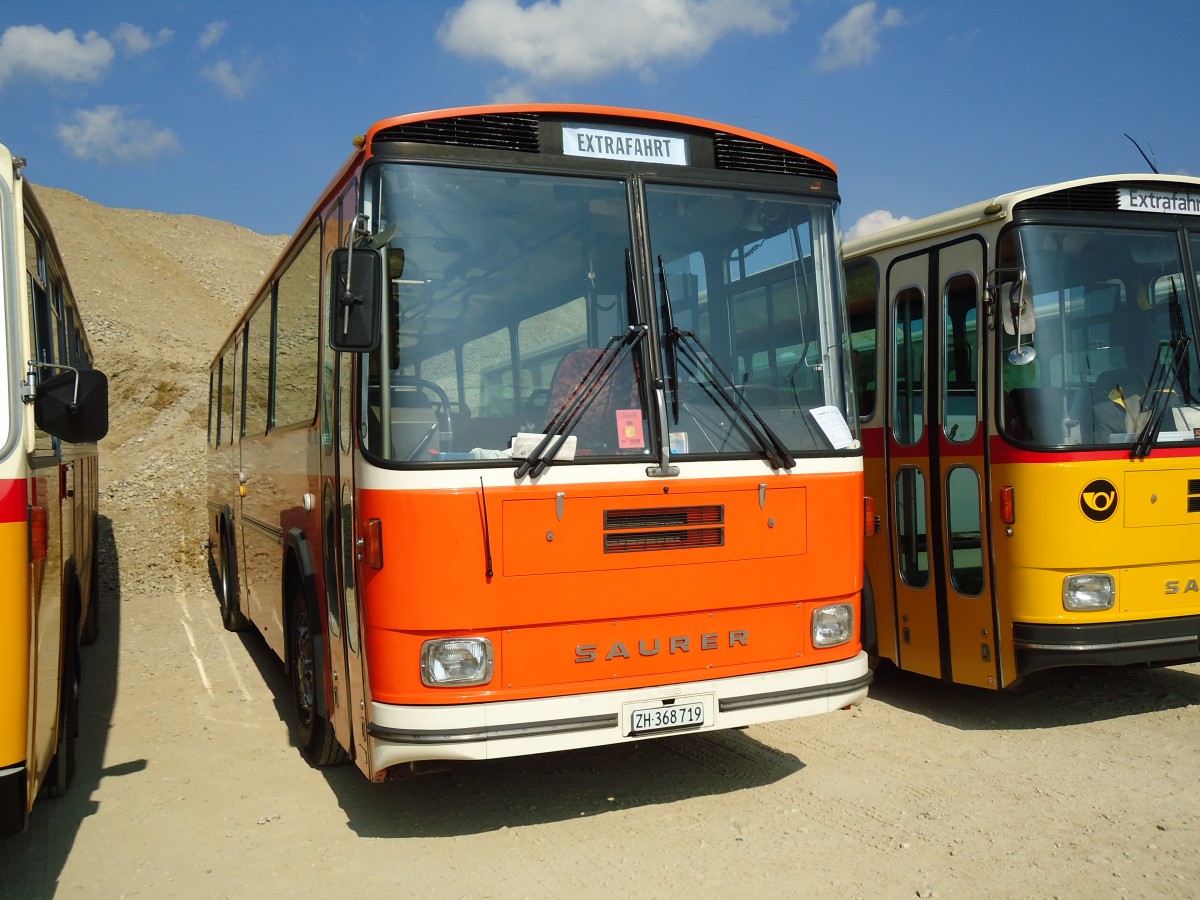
421,638,494,686
813,603,854,647
1062,574,1115,611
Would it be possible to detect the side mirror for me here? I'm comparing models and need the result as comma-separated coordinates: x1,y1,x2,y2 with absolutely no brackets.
1001,276,1037,366
329,247,382,352
1000,276,1036,336
35,368,109,442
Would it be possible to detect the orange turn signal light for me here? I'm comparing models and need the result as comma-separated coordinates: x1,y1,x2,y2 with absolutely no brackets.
1000,486,1015,525
359,517,383,569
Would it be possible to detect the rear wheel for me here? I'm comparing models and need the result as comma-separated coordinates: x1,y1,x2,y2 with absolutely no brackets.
289,592,345,766
218,528,247,632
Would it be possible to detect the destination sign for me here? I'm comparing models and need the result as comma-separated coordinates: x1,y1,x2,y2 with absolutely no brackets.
562,123,689,166
1119,186,1200,216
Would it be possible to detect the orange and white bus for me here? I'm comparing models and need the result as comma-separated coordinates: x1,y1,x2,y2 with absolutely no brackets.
207,105,869,780
0,145,108,837
844,174,1200,688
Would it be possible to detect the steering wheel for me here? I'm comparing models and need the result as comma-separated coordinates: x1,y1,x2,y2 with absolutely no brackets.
390,375,454,454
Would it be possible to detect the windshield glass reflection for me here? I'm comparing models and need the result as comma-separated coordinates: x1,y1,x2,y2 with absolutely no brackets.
364,164,645,464
1000,225,1200,448
646,184,855,457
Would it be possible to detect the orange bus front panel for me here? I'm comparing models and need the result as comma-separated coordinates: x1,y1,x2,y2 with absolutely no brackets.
356,471,864,705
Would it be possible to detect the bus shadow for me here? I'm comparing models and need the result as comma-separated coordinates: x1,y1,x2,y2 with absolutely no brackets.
867,659,1200,730
226,614,805,838
0,515,146,900
215,576,806,839
321,728,804,838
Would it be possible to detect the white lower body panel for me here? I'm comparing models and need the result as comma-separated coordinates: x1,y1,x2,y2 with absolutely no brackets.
367,652,870,776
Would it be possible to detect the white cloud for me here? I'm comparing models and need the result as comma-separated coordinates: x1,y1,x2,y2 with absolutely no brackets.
198,21,228,50
846,209,911,241
56,105,180,164
202,58,260,99
817,1,902,72
0,24,114,88
439,0,790,86
112,23,173,56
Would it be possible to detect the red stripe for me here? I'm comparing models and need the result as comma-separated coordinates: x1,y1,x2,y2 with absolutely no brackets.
988,436,1200,464
0,478,24,523
863,426,1200,465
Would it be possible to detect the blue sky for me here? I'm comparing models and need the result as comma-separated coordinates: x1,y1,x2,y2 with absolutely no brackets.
1,1,1196,239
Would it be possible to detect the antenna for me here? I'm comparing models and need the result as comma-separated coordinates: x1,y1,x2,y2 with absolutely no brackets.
1123,133,1159,174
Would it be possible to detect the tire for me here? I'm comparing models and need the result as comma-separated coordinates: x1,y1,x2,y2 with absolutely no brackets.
861,567,879,672
218,528,248,632
46,619,80,797
289,592,346,766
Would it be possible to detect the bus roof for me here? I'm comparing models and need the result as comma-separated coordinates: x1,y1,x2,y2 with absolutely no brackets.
843,172,1200,260
215,104,840,364
361,103,837,175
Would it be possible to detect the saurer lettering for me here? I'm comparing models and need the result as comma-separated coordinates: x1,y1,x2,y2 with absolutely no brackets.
575,629,748,663
1165,579,1200,594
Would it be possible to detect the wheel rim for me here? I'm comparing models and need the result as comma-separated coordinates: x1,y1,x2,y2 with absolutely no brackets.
293,607,315,728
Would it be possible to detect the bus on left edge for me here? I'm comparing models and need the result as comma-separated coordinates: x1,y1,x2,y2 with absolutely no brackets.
0,146,109,838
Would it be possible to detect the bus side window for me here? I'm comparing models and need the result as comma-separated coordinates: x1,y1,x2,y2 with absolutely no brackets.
845,259,879,419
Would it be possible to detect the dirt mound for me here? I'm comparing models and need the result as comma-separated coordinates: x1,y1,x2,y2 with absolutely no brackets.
33,185,287,576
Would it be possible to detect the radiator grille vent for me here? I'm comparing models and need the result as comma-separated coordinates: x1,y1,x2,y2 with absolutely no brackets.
1015,183,1122,213
713,133,836,181
373,113,541,153
603,504,725,553
604,528,725,553
604,505,724,529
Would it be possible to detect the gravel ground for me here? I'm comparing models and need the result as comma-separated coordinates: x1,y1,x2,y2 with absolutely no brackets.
1,186,1197,900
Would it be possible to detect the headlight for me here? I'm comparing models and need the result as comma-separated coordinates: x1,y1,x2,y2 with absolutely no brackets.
421,637,494,686
1062,574,1115,611
813,603,854,647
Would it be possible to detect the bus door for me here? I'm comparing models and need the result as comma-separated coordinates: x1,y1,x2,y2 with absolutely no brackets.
885,240,996,686
934,239,996,688
320,351,366,760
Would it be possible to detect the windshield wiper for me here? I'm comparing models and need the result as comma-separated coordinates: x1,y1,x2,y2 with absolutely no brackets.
655,255,794,469
1167,276,1195,404
514,324,648,479
671,329,796,470
656,256,680,419
1132,334,1191,459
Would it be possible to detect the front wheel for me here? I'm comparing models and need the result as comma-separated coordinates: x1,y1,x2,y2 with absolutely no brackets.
289,593,346,766
218,529,247,632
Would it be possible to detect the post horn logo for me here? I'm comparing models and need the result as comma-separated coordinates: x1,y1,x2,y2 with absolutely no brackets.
1080,479,1118,522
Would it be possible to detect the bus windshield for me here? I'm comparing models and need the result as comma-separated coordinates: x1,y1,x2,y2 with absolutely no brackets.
647,185,852,458
363,164,854,464
365,163,644,463
1000,224,1200,448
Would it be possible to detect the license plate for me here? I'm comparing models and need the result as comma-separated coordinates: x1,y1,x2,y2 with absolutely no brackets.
628,699,707,735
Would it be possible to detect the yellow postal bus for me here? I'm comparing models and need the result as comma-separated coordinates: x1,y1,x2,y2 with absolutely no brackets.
845,174,1200,688
0,146,108,836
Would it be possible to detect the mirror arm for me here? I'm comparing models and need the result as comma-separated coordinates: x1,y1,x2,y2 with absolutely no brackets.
25,359,80,406
339,214,373,334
